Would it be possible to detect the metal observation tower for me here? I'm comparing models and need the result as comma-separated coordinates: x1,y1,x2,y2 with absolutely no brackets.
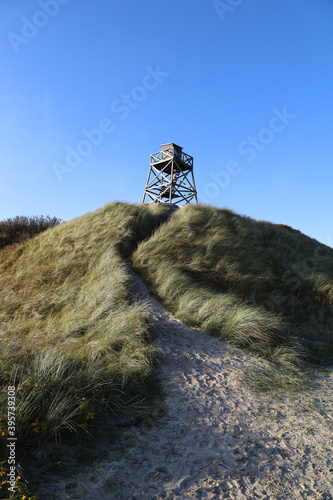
142,143,198,207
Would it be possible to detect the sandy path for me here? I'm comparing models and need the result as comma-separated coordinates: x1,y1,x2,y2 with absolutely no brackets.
37,270,333,500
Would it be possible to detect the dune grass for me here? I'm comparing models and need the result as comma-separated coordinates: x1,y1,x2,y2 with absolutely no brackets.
132,204,333,372
0,202,173,472
1,201,332,496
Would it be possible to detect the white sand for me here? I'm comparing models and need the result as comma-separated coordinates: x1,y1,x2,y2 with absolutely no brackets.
36,270,333,499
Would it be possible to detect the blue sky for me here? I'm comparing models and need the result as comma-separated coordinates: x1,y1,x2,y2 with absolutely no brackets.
1,0,332,246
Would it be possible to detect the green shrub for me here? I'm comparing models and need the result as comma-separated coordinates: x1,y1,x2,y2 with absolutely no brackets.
0,215,61,250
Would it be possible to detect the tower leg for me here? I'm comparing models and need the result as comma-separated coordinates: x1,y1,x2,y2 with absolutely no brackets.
142,165,153,203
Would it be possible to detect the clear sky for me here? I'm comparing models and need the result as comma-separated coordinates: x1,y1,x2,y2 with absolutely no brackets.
1,0,332,246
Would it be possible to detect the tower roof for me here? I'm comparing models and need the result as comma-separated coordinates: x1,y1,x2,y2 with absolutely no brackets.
160,143,183,151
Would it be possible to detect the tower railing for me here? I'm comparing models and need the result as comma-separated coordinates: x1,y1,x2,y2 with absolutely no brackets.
150,150,193,168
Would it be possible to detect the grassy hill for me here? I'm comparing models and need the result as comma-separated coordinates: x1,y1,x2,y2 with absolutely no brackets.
132,204,333,369
1,201,332,496
0,202,173,490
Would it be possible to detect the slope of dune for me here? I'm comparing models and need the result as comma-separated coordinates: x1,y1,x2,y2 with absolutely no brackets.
1,202,332,498
132,204,333,369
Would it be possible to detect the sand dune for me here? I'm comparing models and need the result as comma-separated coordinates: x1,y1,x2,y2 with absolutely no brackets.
37,269,333,499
